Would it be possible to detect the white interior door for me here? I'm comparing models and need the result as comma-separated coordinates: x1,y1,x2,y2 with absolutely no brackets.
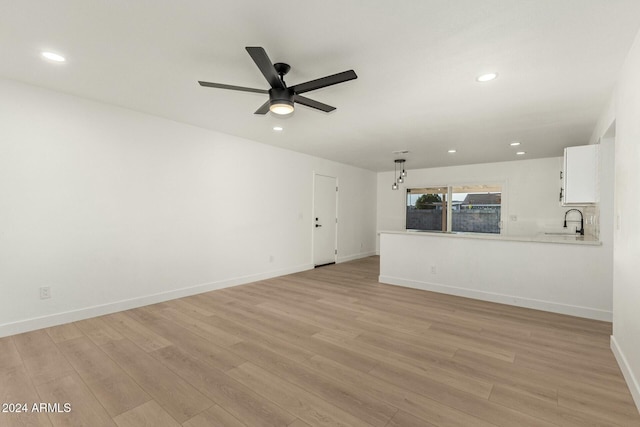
313,174,337,266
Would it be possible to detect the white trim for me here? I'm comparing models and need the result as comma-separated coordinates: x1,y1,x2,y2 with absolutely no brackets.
0,263,313,338
337,251,377,263
379,275,612,321
611,335,640,413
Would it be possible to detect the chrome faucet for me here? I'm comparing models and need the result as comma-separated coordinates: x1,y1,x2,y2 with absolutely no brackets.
564,209,584,236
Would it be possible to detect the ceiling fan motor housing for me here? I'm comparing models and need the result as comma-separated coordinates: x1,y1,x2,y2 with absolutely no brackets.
269,87,294,108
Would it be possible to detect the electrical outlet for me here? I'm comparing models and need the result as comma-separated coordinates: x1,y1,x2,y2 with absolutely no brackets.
40,286,51,299
510,215,517,221
269,255,274,263
430,265,437,274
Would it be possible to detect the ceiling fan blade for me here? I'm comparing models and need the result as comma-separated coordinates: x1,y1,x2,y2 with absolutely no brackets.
254,100,270,115
290,70,357,94
293,95,336,112
245,47,284,89
198,81,268,94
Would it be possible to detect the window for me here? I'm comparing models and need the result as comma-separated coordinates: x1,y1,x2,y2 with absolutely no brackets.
407,184,502,234
406,187,448,232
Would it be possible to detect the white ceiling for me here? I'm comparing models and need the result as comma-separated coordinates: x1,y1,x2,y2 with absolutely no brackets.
2,0,640,171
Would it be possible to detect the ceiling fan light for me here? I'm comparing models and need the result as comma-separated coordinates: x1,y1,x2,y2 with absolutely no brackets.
269,101,294,115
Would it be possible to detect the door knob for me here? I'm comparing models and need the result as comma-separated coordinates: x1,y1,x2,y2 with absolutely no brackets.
315,224,322,228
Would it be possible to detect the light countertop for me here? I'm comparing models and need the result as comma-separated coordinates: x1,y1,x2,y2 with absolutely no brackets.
378,230,602,246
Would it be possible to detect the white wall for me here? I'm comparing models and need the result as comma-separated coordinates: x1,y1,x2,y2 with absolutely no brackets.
0,78,377,337
380,232,612,321
603,28,640,411
377,157,573,242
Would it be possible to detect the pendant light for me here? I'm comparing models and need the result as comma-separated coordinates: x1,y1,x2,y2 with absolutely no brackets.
392,158,406,190
392,160,399,190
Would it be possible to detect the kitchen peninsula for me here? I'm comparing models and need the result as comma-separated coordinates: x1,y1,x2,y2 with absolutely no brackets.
379,230,611,321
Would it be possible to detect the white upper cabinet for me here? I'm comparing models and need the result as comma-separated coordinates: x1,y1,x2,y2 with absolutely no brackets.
562,144,599,205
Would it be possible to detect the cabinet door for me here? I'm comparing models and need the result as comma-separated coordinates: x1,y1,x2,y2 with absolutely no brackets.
563,145,598,204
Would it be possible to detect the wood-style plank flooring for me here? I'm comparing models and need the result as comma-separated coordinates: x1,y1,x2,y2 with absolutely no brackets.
1,256,639,426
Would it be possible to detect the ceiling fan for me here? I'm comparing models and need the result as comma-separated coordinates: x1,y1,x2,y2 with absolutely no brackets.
198,47,357,115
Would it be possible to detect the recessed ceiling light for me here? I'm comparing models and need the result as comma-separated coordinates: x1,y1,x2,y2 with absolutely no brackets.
448,149,457,153
273,126,283,131
510,141,521,146
516,151,526,155
41,51,66,62
476,72,498,82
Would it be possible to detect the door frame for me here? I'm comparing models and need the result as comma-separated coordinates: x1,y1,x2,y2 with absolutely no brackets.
312,173,338,267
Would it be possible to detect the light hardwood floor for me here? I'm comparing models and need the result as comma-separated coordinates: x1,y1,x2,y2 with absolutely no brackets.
1,256,639,426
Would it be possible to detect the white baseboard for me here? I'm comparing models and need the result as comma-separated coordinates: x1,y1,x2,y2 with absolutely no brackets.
337,251,377,263
611,335,640,413
0,263,313,338
379,275,612,321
